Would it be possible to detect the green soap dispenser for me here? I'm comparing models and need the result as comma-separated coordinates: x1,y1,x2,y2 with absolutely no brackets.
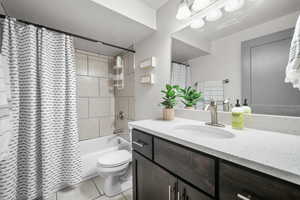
232,99,244,130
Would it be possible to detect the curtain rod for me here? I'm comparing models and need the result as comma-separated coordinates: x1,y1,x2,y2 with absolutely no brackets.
0,14,136,54
172,61,190,67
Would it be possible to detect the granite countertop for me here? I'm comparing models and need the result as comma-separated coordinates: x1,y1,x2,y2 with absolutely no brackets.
129,118,300,186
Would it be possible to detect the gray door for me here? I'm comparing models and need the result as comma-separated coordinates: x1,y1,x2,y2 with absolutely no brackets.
242,28,300,117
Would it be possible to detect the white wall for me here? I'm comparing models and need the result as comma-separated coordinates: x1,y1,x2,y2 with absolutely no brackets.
90,0,157,29
189,11,300,100
134,0,191,120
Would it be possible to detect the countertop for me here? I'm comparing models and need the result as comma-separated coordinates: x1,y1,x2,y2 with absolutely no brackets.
128,118,300,186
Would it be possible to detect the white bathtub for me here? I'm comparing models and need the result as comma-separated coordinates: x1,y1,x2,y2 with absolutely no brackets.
80,135,131,180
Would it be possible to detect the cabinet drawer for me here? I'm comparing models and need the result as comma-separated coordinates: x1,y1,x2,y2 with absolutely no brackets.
154,138,215,196
220,161,300,200
132,129,153,160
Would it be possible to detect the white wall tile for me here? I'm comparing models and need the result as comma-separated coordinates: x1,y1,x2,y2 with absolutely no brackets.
78,76,99,97
111,97,115,116
79,119,99,140
116,118,129,131
99,78,114,97
89,98,111,117
116,74,135,97
78,98,88,118
76,53,88,75
88,56,109,77
128,98,135,120
117,97,129,119
99,117,115,136
76,51,117,141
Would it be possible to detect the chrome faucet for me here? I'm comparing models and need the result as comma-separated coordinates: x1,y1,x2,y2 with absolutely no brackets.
205,100,225,127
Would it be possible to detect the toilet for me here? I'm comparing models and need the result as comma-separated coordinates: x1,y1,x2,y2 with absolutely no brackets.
97,149,132,197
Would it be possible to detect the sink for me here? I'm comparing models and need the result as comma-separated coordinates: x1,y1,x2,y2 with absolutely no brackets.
172,125,235,139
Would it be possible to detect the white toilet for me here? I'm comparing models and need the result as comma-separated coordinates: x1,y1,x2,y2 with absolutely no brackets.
97,149,132,197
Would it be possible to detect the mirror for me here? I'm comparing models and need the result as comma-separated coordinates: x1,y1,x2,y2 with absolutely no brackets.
171,0,300,117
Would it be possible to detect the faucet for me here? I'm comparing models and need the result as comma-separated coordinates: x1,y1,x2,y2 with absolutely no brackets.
205,100,225,127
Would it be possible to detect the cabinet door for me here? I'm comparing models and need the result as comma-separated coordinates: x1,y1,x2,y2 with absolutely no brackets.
133,151,177,200
179,180,213,200
154,138,215,196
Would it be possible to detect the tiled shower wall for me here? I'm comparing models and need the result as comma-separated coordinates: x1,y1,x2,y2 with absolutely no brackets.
115,52,135,131
76,50,115,141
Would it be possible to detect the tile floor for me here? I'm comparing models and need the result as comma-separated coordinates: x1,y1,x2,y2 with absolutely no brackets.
52,176,132,200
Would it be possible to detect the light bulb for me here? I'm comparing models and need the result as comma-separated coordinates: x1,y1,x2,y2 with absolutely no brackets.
192,0,211,11
206,9,223,21
176,0,192,20
224,0,245,12
190,19,205,29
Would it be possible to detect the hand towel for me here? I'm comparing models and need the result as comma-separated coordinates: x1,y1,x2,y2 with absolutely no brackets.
285,15,300,90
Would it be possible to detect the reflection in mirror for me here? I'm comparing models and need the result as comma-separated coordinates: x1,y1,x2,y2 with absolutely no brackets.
171,0,300,117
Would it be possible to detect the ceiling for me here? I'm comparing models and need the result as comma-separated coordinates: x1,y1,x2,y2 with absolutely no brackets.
140,0,169,10
176,0,300,42
2,0,156,56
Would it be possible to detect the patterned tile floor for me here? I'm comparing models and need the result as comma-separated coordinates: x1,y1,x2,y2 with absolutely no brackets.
51,176,132,200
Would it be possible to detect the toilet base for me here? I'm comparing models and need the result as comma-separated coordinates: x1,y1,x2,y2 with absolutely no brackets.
102,175,132,197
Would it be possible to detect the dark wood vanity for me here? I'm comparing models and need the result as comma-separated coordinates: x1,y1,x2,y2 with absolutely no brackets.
132,129,300,200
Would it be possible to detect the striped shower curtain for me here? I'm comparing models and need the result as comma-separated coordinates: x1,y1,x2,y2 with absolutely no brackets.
0,18,81,200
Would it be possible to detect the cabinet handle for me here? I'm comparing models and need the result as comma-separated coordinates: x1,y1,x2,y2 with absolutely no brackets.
237,193,252,200
177,192,180,200
132,141,145,147
168,185,171,200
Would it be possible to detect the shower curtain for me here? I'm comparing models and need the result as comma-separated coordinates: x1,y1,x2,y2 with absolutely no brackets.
0,18,81,200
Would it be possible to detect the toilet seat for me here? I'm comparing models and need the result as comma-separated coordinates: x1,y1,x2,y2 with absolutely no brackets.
98,150,131,168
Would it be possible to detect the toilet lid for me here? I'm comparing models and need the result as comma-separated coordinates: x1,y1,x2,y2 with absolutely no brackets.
98,150,131,167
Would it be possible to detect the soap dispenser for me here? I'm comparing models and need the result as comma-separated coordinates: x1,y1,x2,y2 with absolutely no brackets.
232,99,244,130
242,99,252,114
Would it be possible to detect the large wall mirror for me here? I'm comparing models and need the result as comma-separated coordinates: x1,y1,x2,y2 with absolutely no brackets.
171,0,300,117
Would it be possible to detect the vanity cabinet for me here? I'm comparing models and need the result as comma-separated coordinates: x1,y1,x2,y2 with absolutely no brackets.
178,180,213,200
133,151,177,200
154,138,215,196
132,129,300,200
133,151,213,200
219,161,300,200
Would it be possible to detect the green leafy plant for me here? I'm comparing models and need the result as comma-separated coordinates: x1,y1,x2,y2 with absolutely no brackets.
160,84,180,109
179,86,202,108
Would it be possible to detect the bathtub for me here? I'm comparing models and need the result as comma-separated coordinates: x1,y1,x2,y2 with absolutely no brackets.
80,135,131,181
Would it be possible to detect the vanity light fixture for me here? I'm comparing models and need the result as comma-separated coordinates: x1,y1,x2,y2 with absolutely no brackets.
176,0,192,20
192,0,212,11
206,8,223,21
190,18,205,29
224,0,245,12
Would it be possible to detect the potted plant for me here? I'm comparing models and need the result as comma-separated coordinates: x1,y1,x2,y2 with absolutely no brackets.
179,86,202,110
160,84,179,120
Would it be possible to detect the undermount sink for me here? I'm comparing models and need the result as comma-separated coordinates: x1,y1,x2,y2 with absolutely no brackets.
171,125,235,139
